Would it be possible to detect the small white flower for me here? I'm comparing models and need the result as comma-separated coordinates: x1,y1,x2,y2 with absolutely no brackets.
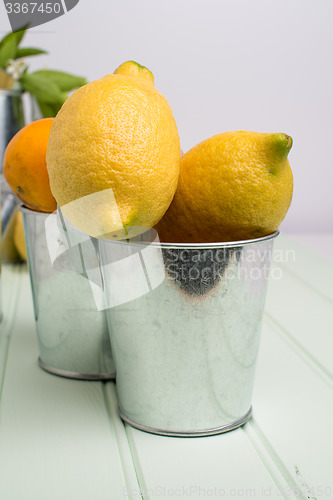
6,59,26,80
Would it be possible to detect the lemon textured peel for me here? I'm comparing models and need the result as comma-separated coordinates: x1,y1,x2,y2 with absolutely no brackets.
155,131,293,244
46,61,180,239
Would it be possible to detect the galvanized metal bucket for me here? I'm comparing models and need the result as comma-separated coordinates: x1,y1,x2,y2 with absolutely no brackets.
21,206,115,380
0,89,25,177
0,89,25,269
0,180,2,322
99,230,278,436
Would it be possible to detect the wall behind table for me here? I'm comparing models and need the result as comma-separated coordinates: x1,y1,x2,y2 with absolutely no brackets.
1,0,332,234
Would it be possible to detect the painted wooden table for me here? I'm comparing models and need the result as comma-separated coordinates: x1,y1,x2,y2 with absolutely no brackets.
0,234,332,500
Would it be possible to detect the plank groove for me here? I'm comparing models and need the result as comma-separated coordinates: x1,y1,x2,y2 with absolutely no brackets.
125,414,288,500
243,420,306,500
273,234,333,301
103,383,143,500
252,319,333,498
265,313,333,388
0,264,25,399
265,236,333,376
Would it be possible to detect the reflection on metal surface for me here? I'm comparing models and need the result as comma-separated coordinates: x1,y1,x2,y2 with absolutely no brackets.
38,358,114,381
0,89,25,176
100,232,278,434
20,206,115,379
119,406,252,437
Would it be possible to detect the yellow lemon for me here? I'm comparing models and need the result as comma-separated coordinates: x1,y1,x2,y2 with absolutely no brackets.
155,131,293,243
46,61,180,239
13,211,27,261
2,209,20,263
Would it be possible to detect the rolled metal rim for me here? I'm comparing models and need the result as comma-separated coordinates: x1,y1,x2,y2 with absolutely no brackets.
0,88,23,97
19,204,279,248
103,229,280,249
19,204,52,216
38,358,116,381
152,231,279,249
119,407,252,437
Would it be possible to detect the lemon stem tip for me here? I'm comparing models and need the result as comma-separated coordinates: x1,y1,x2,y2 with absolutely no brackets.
271,133,293,160
113,61,154,85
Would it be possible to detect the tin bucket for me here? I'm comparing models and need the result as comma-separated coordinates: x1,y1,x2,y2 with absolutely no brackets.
99,230,278,436
0,180,2,322
0,89,25,265
0,89,25,175
21,206,115,380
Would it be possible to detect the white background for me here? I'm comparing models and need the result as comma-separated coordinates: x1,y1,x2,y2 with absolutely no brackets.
1,0,332,235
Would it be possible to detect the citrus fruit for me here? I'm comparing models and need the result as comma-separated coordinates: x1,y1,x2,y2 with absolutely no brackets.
3,118,57,213
46,60,180,239
2,209,20,263
13,211,27,261
155,131,293,243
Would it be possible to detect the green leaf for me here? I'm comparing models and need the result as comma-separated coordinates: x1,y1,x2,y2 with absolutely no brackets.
0,36,17,68
0,25,31,68
36,100,56,118
15,48,47,59
53,92,68,111
0,25,45,68
0,26,25,49
21,72,64,103
30,69,87,91
12,24,29,45
0,24,28,52
36,93,68,118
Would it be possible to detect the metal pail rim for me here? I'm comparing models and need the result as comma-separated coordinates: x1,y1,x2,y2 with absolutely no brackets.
0,88,23,97
19,204,279,249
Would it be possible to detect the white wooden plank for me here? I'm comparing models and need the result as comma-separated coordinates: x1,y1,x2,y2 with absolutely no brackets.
0,271,128,500
265,250,333,376
265,273,333,376
0,264,24,338
125,416,292,500
243,421,307,500
103,384,143,500
252,319,333,499
289,233,333,263
0,264,24,398
273,234,333,302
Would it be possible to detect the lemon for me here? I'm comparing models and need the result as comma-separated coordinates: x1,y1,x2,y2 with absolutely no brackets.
46,61,180,239
13,211,27,261
2,209,20,263
155,131,293,243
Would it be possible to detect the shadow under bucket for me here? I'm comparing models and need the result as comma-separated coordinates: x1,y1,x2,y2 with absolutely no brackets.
20,205,115,380
99,230,278,437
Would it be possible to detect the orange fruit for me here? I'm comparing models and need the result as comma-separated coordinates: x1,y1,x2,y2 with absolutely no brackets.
155,131,293,243
46,61,180,239
3,118,57,213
